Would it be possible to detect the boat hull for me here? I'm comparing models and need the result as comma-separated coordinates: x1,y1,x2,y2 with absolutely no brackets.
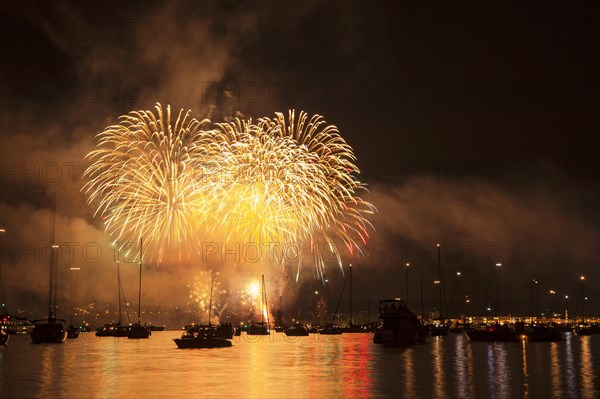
128,324,151,339
173,337,232,349
284,326,309,336
464,330,518,342
31,321,68,344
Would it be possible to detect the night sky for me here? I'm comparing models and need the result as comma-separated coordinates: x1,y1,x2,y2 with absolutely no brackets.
0,1,598,319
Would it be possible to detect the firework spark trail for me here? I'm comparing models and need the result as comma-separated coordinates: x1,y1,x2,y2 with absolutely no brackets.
83,103,375,277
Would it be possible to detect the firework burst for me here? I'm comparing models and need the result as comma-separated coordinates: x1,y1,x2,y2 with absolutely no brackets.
83,103,375,277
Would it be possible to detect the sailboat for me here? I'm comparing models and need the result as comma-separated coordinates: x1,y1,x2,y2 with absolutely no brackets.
96,243,132,337
128,238,151,339
31,197,68,344
343,264,370,333
66,267,80,339
430,244,449,336
0,226,9,345
247,274,270,335
174,274,232,348
319,271,348,335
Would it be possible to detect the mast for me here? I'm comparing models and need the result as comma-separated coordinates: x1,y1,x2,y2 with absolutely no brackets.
137,238,142,324
331,270,350,325
437,243,444,322
208,274,214,326
116,243,122,325
420,273,424,321
48,195,57,320
349,264,353,325
0,227,5,314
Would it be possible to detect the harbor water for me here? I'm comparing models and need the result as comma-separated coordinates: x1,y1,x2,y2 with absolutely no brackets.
1,331,599,398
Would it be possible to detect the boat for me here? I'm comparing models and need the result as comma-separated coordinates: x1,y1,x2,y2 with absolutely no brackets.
96,243,133,337
464,323,518,342
430,244,449,337
173,275,232,349
31,198,67,344
214,323,235,339
2,315,34,335
284,323,309,336
373,299,423,345
147,324,165,331
525,324,562,342
173,326,232,349
318,324,343,335
319,266,351,336
344,265,371,334
573,322,592,336
67,324,80,339
0,228,11,344
247,274,271,336
95,323,133,337
128,238,151,339
430,323,449,337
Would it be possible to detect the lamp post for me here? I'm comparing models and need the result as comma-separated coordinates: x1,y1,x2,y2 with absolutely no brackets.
579,276,585,322
548,290,556,320
530,279,538,324
494,263,502,317
564,295,569,322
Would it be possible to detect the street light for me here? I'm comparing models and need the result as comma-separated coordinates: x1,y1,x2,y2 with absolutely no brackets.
564,295,569,322
548,290,556,319
579,275,586,322
494,263,502,317
530,279,538,324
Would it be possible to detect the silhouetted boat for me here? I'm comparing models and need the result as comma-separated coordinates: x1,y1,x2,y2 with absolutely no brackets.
31,198,67,344
2,315,34,335
147,324,165,331
318,324,342,335
67,324,79,339
96,243,132,337
214,323,235,339
284,323,309,336
173,326,232,349
465,324,518,342
342,323,372,333
573,323,592,336
526,325,562,342
373,299,423,345
430,323,449,336
247,321,270,335
128,239,150,339
0,328,8,345
31,318,68,344
430,244,449,337
96,323,132,337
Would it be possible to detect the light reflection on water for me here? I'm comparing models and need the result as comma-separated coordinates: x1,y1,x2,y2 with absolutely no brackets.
550,342,562,398
1,332,599,398
432,337,446,399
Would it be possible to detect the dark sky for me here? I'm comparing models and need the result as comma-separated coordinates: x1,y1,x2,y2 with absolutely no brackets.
0,0,598,319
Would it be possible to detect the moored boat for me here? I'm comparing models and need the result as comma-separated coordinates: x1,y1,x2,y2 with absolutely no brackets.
525,325,562,342
465,323,518,342
318,324,342,335
284,323,309,336
373,299,423,345
173,327,232,349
